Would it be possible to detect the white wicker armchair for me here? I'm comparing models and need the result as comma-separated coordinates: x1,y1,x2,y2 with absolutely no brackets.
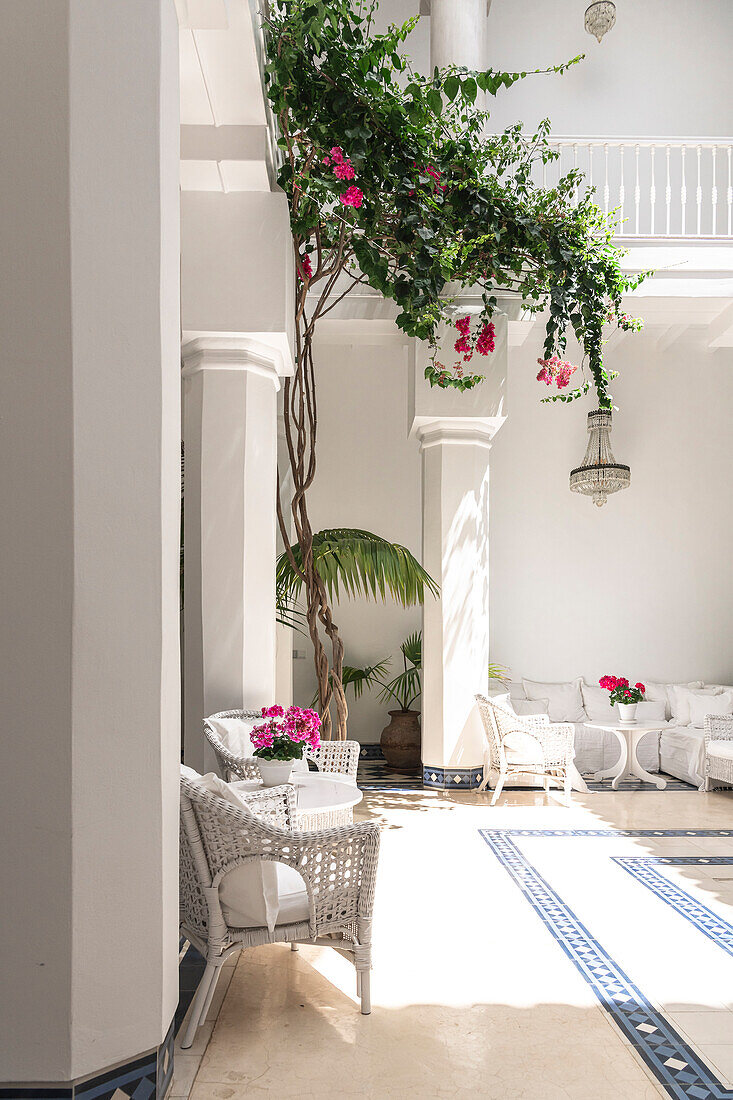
203,709,361,782
703,714,733,791
475,694,575,806
179,772,380,1048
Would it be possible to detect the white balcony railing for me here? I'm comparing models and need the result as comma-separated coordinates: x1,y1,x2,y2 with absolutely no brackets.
539,138,733,240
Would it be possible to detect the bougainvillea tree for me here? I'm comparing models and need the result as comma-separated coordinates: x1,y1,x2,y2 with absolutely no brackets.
264,0,644,738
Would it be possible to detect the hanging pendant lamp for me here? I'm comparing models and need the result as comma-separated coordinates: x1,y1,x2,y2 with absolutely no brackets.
569,409,630,507
584,1,616,43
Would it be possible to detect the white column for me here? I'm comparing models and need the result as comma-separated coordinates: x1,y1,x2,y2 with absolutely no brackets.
0,0,179,1088
182,337,287,770
430,0,487,72
419,426,493,781
409,318,506,786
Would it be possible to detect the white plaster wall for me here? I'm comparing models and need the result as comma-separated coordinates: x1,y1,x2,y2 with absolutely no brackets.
297,328,733,736
290,340,423,743
378,0,733,138
490,331,733,686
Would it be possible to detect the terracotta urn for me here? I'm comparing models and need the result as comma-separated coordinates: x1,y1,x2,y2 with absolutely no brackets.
380,709,421,773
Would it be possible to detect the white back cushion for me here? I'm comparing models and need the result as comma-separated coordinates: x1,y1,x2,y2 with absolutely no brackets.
523,678,585,722
688,692,733,728
582,682,614,722
670,685,721,726
209,716,258,758
512,698,550,717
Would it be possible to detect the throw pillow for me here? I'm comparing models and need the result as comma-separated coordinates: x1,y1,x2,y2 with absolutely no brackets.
208,716,258,759
511,698,550,717
634,700,667,723
688,691,733,728
669,684,721,726
523,678,585,723
581,682,615,722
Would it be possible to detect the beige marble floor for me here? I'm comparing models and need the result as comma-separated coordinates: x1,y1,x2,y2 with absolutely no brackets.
177,785,733,1099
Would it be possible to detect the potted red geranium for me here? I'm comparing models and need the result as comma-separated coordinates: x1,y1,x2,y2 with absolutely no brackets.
599,675,646,725
250,705,321,786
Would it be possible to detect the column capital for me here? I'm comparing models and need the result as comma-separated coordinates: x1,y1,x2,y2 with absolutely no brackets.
181,335,292,389
415,419,496,451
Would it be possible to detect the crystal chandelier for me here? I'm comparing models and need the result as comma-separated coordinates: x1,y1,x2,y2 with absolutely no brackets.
569,409,630,506
584,1,616,42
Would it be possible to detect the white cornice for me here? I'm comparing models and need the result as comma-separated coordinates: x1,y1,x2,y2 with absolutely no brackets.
416,420,499,452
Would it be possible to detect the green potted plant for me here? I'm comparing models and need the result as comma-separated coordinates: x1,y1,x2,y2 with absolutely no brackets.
250,705,322,786
599,675,646,725
376,632,423,773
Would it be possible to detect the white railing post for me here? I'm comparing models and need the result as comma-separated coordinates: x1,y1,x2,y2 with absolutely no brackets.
535,136,732,239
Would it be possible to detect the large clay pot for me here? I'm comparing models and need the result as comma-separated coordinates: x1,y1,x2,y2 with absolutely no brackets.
380,709,421,773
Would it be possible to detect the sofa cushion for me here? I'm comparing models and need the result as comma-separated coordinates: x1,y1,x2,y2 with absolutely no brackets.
708,740,733,761
223,863,310,930
635,700,668,723
208,716,258,759
502,730,544,765
523,678,585,723
581,682,614,722
508,681,527,701
669,685,721,726
689,692,733,728
659,726,705,787
512,698,550,717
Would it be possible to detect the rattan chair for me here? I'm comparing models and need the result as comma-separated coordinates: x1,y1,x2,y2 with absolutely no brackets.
703,714,733,791
203,708,361,782
475,694,574,806
179,772,380,1048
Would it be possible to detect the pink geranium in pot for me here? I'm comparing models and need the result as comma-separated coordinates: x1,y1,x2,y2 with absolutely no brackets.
251,705,321,786
599,675,646,725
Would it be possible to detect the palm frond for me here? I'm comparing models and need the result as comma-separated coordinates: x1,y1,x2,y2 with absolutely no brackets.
276,528,439,610
378,665,421,710
310,659,391,707
488,662,510,683
400,630,422,669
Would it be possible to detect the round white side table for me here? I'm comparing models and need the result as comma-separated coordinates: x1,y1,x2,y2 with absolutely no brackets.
233,770,363,829
585,722,667,790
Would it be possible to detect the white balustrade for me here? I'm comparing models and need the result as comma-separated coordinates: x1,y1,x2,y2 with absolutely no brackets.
536,138,733,239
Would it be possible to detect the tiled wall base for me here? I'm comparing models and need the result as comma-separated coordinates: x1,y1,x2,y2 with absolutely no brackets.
422,764,484,789
0,1018,175,1100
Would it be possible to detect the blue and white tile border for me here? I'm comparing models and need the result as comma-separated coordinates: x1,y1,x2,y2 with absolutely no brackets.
0,1018,175,1100
479,829,733,1099
422,764,484,789
614,856,733,960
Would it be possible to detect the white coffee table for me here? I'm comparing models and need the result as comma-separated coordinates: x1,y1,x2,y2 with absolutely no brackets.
233,771,363,829
585,722,667,790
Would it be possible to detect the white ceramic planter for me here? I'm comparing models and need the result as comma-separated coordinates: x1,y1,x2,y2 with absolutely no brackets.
257,758,296,787
616,702,638,725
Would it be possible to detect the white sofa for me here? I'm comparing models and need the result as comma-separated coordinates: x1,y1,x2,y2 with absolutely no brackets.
490,678,733,789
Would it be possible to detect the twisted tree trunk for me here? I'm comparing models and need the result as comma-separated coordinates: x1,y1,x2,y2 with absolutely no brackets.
276,280,349,739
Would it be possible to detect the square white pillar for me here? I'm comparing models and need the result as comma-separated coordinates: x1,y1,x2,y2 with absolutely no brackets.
182,337,290,771
0,0,180,1088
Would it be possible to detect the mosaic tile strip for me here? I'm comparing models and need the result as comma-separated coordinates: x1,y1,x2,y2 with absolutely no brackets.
1,1020,174,1100
614,856,733,959
422,765,484,790
479,829,733,1099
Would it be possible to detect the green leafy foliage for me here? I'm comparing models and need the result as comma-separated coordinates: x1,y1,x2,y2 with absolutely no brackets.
263,0,645,408
276,528,439,611
377,630,422,711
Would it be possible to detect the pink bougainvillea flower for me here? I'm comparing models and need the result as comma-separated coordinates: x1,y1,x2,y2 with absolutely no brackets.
333,160,355,181
476,322,495,356
454,335,471,355
329,146,344,164
339,185,364,208
455,316,471,335
298,253,313,280
536,366,553,385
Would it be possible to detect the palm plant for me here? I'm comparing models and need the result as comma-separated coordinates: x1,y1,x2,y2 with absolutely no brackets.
377,631,422,712
276,527,438,739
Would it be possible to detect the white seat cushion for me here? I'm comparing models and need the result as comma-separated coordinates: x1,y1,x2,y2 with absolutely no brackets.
523,678,585,722
635,700,668,723
208,716,258,758
502,730,543,765
669,685,720,727
708,740,733,761
659,726,705,786
222,863,310,929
